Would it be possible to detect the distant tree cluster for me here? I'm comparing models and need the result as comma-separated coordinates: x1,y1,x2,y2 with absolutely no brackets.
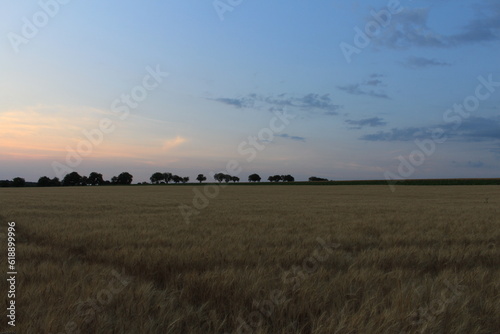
0,177,26,187
309,176,329,182
150,172,189,184
111,172,134,185
37,176,61,187
35,171,133,187
267,174,295,182
213,173,240,183
62,172,86,186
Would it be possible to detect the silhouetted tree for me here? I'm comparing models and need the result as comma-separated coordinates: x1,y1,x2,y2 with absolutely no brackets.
214,173,224,183
63,172,82,186
248,173,261,182
172,175,181,184
214,173,234,183
37,176,51,187
182,177,189,183
12,177,25,187
88,172,104,186
231,176,240,183
268,175,281,182
111,176,119,184
196,174,207,183
163,172,173,184
117,172,133,185
282,175,295,182
50,177,61,187
150,172,164,184
80,176,89,186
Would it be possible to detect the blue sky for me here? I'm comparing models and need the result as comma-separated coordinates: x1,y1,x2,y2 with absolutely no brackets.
1,0,499,183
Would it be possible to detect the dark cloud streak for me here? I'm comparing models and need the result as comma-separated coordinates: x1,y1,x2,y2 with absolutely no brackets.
276,133,306,142
372,3,500,50
402,56,450,68
360,117,500,142
346,117,387,129
337,83,390,99
212,93,342,115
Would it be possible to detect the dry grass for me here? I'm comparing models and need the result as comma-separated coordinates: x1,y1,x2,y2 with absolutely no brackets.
0,185,499,333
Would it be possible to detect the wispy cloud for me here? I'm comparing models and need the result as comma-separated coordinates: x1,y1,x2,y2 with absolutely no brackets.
338,74,390,99
372,3,500,50
457,116,500,141
360,117,500,142
373,8,447,49
213,97,254,108
162,136,187,151
276,133,306,142
0,106,103,157
346,117,387,129
211,93,342,115
338,83,390,99
0,105,189,162
449,1,500,44
402,56,451,69
361,126,433,141
365,79,383,86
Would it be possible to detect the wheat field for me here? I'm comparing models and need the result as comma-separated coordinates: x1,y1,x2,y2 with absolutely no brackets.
0,185,499,334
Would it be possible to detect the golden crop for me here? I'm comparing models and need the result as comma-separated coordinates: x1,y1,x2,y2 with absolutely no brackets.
0,185,499,333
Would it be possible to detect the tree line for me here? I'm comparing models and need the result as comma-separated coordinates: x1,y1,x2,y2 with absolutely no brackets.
150,172,189,184
0,172,134,187
0,172,331,187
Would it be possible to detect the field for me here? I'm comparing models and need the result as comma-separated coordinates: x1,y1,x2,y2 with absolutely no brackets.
1,185,499,333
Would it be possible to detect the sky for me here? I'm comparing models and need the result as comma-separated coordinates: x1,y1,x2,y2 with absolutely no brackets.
1,0,499,183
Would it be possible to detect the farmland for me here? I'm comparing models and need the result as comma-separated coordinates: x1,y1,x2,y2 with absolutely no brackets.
1,185,499,333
